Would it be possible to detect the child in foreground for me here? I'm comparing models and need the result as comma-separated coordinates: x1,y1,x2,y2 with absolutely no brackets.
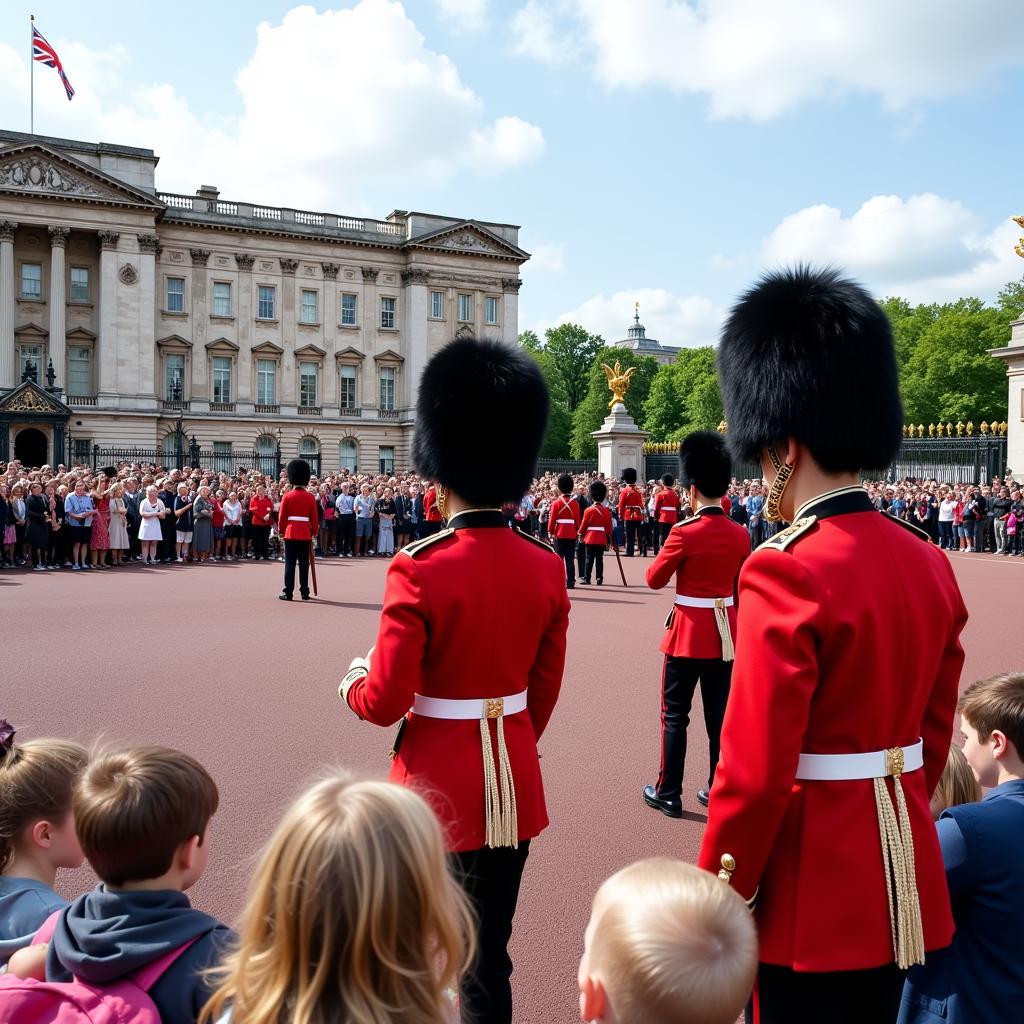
900,672,1024,1024
0,720,88,966
200,773,474,1024
578,858,757,1024
929,742,981,819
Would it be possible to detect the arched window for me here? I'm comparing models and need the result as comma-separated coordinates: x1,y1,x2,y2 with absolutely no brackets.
162,433,178,466
340,438,358,473
299,436,319,458
256,434,276,477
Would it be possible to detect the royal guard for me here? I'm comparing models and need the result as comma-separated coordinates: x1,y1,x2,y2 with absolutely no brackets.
579,480,613,585
338,337,570,1024
277,459,318,601
422,481,443,536
653,473,682,552
643,432,749,815
548,473,580,588
618,467,645,556
698,268,968,1023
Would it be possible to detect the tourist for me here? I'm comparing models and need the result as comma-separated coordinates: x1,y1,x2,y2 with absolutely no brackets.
24,482,50,571
63,479,94,570
375,486,396,557
248,485,273,561
138,485,166,565
106,482,129,566
9,483,26,566
0,484,11,567
192,486,215,563
158,478,178,563
211,489,227,560
89,472,111,570
992,485,1013,554
354,483,374,557
929,743,981,820
222,491,242,560
174,483,195,563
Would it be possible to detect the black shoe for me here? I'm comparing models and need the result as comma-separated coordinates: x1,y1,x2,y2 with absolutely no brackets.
596,579,603,585
300,593,311,601
566,582,575,589
643,785,683,818
696,788,711,807
279,593,292,601
580,578,590,585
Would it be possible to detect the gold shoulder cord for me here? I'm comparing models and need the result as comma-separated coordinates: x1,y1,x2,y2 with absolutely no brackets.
764,446,793,523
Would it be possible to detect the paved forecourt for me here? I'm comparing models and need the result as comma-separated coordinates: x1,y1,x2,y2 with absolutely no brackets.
4,547,1019,1023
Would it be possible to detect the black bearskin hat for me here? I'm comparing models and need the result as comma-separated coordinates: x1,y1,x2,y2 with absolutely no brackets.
287,459,311,486
557,473,573,495
589,480,607,503
679,431,731,498
413,338,549,505
661,473,674,487
717,266,902,473
621,467,638,485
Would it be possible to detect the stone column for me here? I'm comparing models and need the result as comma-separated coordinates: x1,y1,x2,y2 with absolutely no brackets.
502,277,522,346
235,254,254,403
47,226,70,391
991,314,1024,478
137,235,160,401
97,231,121,401
0,221,16,389
189,248,210,401
361,266,379,410
280,259,298,406
402,268,429,411
322,262,339,407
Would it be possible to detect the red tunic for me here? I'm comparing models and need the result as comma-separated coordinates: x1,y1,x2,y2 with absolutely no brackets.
547,494,580,540
423,487,442,522
618,485,644,522
579,503,613,546
345,509,570,852
654,488,681,524
646,506,749,658
277,488,318,541
698,486,966,971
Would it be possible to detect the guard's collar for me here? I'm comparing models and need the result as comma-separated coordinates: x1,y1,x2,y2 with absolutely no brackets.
446,508,505,529
794,486,873,522
695,505,725,516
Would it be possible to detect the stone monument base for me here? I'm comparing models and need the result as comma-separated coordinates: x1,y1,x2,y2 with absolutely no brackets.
592,401,650,481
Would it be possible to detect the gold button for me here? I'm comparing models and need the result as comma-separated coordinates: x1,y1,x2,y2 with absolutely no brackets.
721,853,736,872
718,869,732,883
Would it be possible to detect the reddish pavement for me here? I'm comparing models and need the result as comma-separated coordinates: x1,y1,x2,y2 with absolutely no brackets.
4,547,1021,1022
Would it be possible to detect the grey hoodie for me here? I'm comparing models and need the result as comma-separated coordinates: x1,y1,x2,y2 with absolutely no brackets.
46,886,233,1024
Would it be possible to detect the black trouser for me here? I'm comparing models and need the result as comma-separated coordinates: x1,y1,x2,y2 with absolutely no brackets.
283,538,310,596
656,655,732,801
654,520,671,554
750,963,905,1024
451,841,530,1024
938,520,953,548
583,545,604,583
973,519,987,551
575,538,586,579
625,519,641,556
336,513,355,555
251,525,270,560
554,538,576,586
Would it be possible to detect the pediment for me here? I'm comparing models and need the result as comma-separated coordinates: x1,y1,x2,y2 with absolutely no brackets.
206,336,240,352
0,379,72,416
335,346,366,361
0,143,164,210
294,343,326,359
251,341,283,356
156,334,192,348
374,348,404,363
14,321,48,338
67,326,97,341
405,220,527,261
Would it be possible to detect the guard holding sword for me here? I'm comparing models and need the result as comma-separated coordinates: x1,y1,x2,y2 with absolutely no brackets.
337,337,569,1024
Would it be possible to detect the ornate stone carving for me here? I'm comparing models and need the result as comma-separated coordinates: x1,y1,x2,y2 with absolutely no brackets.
0,220,16,243
401,268,430,285
260,261,272,271
119,263,139,285
361,267,379,282
190,248,211,266
47,226,70,248
0,156,106,198
4,386,61,413
440,231,499,254
235,253,255,271
137,234,161,254
279,258,298,275
97,231,120,251
455,324,475,340
303,265,316,276
501,277,523,293
321,262,340,280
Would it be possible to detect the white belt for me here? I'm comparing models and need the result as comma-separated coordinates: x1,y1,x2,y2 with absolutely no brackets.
412,689,528,720
586,526,606,532
795,739,923,781
674,594,734,608
287,516,310,522
555,518,575,525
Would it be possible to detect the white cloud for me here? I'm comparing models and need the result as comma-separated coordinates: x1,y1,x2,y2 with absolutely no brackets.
525,242,566,274
510,1,579,64
515,0,1024,120
757,194,1024,304
435,0,489,33
538,288,721,348
0,1,542,209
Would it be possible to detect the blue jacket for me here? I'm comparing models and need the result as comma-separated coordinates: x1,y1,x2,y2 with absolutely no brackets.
0,876,67,965
899,778,1024,1023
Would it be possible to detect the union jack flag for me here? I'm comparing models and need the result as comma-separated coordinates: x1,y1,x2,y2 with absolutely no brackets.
32,25,75,101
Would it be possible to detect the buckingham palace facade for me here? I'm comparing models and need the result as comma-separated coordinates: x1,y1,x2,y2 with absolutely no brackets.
0,128,527,473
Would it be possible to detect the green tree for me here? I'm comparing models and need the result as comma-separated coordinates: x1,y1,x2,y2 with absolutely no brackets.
569,348,659,458
643,347,723,441
519,331,571,458
543,324,604,413
996,276,1024,321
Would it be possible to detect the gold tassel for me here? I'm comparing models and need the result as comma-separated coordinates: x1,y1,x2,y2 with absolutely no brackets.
873,772,925,969
714,599,735,662
480,716,519,849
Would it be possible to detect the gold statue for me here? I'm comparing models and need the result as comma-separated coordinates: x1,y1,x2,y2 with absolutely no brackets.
602,360,637,410
1015,215,1024,259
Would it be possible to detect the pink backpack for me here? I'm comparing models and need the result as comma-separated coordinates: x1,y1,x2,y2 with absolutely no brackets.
0,911,199,1024
1008,513,1017,536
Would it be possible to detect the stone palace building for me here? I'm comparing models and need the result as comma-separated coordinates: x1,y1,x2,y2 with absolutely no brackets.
0,129,527,473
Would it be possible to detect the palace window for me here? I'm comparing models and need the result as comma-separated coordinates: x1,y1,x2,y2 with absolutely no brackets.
299,363,318,407
339,365,357,410
379,366,396,412
340,293,357,325
162,433,178,464
380,296,396,330
379,445,395,475
67,346,91,396
21,263,42,299
165,353,186,400
19,345,42,383
257,285,276,320
257,359,277,405
485,296,499,325
166,277,185,313
300,289,318,324
299,436,320,460
256,434,277,476
212,282,232,317
430,290,444,319
212,357,232,403
340,438,358,473
458,293,472,323
70,267,90,303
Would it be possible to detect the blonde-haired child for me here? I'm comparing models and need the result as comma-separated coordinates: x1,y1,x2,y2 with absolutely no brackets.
0,720,88,965
578,858,757,1024
929,742,981,819
201,773,474,1024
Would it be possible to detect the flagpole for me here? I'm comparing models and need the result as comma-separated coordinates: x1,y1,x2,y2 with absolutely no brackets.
29,14,34,134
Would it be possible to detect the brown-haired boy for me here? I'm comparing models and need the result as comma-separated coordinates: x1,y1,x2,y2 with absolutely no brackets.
578,858,757,1024
43,747,231,1023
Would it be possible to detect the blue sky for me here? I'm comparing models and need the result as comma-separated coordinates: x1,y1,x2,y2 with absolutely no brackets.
3,1,1024,346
